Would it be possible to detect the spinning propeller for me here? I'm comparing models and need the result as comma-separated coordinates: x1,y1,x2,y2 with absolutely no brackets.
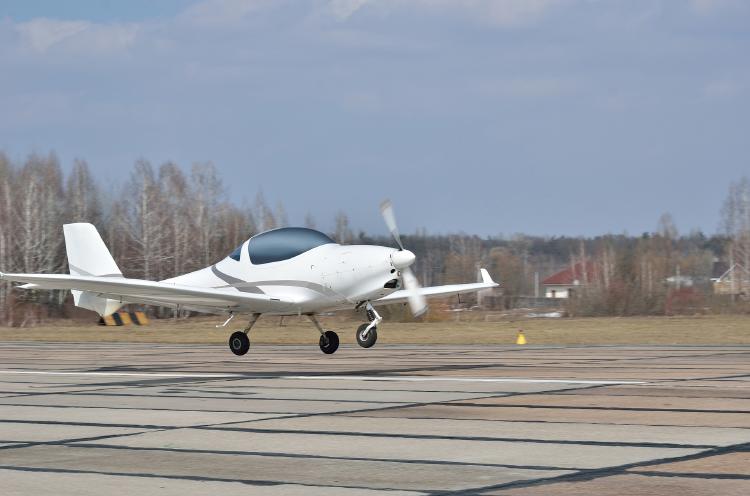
380,200,428,317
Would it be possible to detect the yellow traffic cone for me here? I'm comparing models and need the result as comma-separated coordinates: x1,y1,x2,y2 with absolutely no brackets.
516,329,527,345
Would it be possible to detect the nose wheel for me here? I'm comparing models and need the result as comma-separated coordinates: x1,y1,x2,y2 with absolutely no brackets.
356,323,377,348
355,302,382,348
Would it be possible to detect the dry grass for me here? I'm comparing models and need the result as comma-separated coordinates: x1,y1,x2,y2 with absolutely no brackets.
0,313,748,345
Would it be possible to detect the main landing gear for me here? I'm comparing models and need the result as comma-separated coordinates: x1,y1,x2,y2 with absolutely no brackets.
356,302,381,348
308,314,339,354
228,312,260,356
226,306,382,356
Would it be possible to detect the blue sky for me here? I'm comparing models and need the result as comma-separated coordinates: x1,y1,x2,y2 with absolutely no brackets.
1,0,748,236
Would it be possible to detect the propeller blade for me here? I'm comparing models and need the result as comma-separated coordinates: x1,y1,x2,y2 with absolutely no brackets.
380,199,404,250
402,267,427,317
379,200,424,315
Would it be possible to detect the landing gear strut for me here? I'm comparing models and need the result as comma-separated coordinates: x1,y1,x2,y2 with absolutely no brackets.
308,314,339,354
356,302,381,348
228,313,260,356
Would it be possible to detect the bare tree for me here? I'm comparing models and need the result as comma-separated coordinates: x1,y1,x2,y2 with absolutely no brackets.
304,212,317,229
444,235,483,286
65,159,101,225
254,190,277,232
189,162,225,268
119,160,169,281
216,204,255,257
275,202,289,228
657,212,678,240
0,154,13,323
159,163,190,277
721,177,750,296
12,154,66,324
333,211,353,244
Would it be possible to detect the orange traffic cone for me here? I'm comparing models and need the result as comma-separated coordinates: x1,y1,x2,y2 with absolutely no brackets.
516,329,527,345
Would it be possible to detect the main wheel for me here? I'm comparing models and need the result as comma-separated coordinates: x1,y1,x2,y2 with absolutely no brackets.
228,331,250,356
319,330,339,354
356,323,377,348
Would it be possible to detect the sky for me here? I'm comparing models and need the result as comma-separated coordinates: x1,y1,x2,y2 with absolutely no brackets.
1,0,748,237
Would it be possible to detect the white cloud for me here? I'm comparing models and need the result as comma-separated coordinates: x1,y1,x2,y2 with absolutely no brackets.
324,0,565,27
16,18,89,52
689,0,742,15
470,0,566,27
329,0,373,20
15,18,139,55
177,0,273,28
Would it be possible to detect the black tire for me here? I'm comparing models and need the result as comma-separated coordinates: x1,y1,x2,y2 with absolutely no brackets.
356,323,377,348
228,331,250,356
319,330,339,354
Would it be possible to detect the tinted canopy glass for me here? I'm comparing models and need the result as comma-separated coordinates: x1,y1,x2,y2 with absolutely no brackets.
228,244,243,261
248,227,335,265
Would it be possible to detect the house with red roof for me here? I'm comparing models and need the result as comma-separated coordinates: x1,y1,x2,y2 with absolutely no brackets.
542,261,596,299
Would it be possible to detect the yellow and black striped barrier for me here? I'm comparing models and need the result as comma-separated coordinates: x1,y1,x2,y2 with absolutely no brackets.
98,311,149,326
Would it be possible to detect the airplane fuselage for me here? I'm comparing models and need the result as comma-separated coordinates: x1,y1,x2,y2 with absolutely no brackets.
164,243,401,315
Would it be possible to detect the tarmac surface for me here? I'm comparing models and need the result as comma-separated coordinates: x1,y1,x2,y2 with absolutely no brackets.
0,342,748,495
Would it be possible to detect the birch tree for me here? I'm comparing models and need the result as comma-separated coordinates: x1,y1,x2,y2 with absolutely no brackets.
333,211,353,244
120,160,169,280
189,162,224,268
159,163,190,278
0,154,13,323
304,212,317,229
721,177,750,295
65,159,101,225
254,191,277,231
13,154,66,323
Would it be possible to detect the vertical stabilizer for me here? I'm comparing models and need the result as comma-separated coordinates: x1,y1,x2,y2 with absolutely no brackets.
63,223,123,316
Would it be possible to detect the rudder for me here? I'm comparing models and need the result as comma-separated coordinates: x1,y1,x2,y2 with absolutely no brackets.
63,223,123,317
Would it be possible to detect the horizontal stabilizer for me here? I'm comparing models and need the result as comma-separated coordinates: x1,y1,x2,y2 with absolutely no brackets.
375,267,498,307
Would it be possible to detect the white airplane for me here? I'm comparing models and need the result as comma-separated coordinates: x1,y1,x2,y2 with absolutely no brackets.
0,201,498,355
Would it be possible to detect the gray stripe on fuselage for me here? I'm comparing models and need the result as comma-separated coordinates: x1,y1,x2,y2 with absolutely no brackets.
245,280,343,299
210,265,265,294
211,275,343,300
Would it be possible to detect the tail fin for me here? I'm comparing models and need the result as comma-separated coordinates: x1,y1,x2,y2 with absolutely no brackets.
63,223,123,316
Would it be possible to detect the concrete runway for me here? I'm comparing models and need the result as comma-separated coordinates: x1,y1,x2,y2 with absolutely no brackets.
0,342,748,495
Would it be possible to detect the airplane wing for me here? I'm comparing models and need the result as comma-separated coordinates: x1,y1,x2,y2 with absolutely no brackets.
374,268,499,306
0,272,296,314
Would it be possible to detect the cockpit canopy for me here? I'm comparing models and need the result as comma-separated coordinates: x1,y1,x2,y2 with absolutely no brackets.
228,227,335,265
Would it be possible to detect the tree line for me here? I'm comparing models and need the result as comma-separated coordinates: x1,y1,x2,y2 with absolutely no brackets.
0,152,745,325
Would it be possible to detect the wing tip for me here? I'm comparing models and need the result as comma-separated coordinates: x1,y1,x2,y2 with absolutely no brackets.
479,268,497,285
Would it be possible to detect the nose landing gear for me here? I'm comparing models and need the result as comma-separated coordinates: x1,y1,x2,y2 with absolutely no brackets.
356,323,377,348
356,302,381,348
